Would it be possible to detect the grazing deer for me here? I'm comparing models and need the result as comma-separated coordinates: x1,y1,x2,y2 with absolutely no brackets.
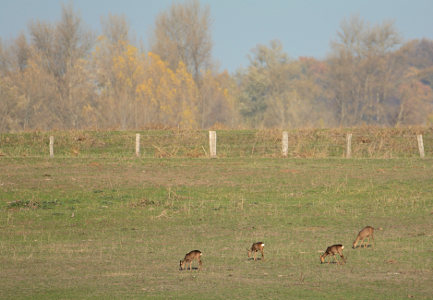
247,242,265,261
179,250,202,271
320,244,346,264
352,226,374,249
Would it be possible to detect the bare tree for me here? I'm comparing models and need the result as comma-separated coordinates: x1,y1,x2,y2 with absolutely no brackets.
327,15,401,126
150,0,212,85
101,14,130,45
27,3,94,129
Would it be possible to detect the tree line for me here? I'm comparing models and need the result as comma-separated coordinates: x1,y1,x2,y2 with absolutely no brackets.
1,1,433,132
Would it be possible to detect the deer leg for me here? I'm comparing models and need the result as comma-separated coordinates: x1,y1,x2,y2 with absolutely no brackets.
335,254,341,265
261,249,265,261
334,255,339,265
371,234,375,248
198,259,202,270
254,251,257,261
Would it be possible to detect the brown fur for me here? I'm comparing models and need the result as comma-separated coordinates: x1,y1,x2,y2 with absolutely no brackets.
352,226,374,249
320,244,346,264
247,242,265,261
179,250,202,270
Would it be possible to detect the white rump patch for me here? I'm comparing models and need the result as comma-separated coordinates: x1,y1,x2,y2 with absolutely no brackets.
200,253,202,256
262,243,265,246
342,246,344,249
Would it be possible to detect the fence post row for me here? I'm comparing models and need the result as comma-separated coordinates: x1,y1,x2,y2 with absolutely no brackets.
417,134,425,158
49,136,54,158
46,131,427,158
346,133,352,159
282,131,288,157
135,133,141,157
209,131,217,158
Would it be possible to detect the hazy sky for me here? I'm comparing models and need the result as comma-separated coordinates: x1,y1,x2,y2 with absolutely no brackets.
1,0,433,72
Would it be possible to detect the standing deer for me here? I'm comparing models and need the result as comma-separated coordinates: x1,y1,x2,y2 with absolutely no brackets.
320,244,346,264
179,250,202,270
247,242,265,261
352,226,374,249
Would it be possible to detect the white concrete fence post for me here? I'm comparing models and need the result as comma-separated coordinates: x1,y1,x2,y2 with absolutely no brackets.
417,134,425,158
135,133,140,157
346,133,352,158
282,131,288,157
209,131,217,158
49,136,54,158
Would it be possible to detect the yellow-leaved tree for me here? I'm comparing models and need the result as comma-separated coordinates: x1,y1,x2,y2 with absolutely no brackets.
173,61,199,128
93,31,146,129
137,52,199,128
112,43,145,128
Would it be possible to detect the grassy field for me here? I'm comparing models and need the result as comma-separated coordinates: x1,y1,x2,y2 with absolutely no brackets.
1,131,433,299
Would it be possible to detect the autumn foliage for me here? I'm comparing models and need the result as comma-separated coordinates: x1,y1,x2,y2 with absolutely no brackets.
0,4,433,131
